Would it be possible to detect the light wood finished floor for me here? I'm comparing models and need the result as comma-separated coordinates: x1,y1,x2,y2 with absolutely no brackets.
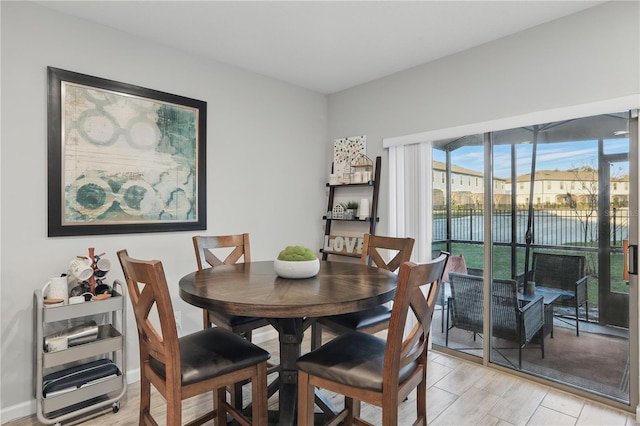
9,333,639,426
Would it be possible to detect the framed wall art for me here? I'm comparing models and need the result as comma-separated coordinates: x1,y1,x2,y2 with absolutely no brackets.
47,67,207,236
333,135,366,184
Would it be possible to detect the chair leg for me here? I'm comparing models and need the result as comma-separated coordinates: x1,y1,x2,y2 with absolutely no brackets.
381,396,398,426
518,345,522,369
214,387,226,426
585,301,589,322
297,371,315,426
575,304,580,336
230,382,243,411
203,309,210,329
345,396,361,425
416,375,427,426
139,374,151,425
311,322,322,350
229,330,253,411
439,285,445,333
166,386,182,426
445,304,450,347
252,363,268,426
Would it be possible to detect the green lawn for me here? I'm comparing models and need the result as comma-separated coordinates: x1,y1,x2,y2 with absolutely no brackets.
433,242,628,306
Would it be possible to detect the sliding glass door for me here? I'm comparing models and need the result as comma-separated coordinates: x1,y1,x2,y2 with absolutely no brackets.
431,136,485,362
599,148,629,328
431,111,634,406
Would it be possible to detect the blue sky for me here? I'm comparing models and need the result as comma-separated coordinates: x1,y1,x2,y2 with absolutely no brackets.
433,139,629,179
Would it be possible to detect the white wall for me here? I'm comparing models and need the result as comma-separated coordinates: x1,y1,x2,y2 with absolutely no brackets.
0,2,328,419
328,1,640,237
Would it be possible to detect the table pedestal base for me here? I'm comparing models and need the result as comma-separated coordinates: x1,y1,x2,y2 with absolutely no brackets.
268,317,303,425
263,318,339,426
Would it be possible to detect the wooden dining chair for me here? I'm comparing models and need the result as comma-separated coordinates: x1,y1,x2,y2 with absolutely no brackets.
297,253,448,426
311,234,415,350
193,234,272,409
193,234,270,337
117,249,270,426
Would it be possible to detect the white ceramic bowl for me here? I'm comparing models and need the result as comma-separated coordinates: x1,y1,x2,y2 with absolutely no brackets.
273,258,320,279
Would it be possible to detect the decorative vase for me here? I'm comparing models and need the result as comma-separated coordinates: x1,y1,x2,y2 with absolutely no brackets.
274,258,320,279
358,198,370,220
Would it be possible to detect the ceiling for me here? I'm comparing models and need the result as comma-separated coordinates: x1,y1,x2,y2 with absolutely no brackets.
433,112,629,151
37,1,605,94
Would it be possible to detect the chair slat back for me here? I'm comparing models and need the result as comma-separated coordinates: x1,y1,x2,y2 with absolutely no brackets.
385,254,448,384
532,252,585,291
117,250,180,374
118,250,180,380
193,234,251,270
361,234,415,272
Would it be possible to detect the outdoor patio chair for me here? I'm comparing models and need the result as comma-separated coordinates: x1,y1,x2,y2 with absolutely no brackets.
446,272,545,368
523,252,588,336
492,277,545,368
437,254,486,332
445,272,483,344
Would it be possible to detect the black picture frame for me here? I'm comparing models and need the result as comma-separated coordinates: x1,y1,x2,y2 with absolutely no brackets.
47,67,207,236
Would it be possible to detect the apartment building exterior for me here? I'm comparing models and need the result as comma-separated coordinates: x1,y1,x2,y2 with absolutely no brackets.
432,160,507,208
433,162,629,210
507,169,629,208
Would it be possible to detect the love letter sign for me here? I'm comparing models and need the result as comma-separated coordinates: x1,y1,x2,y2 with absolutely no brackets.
323,235,364,254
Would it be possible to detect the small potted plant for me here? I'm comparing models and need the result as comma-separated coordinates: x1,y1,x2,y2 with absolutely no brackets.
274,246,320,279
340,200,359,220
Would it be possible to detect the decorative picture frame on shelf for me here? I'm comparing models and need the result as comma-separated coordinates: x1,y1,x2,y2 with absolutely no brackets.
350,153,374,183
333,135,366,184
47,67,207,236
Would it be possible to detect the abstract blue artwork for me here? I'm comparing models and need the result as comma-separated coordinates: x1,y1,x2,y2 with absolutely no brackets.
48,67,207,236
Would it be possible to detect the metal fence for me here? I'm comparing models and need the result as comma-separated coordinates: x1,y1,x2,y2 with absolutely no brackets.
433,208,629,247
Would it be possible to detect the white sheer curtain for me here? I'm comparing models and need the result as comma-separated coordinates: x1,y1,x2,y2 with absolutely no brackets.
388,142,433,263
388,142,434,336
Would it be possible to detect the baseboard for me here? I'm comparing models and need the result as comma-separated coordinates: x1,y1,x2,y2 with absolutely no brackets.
126,367,140,385
1,399,35,424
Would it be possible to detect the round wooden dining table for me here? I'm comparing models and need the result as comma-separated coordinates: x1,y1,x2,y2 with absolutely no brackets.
179,260,398,426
